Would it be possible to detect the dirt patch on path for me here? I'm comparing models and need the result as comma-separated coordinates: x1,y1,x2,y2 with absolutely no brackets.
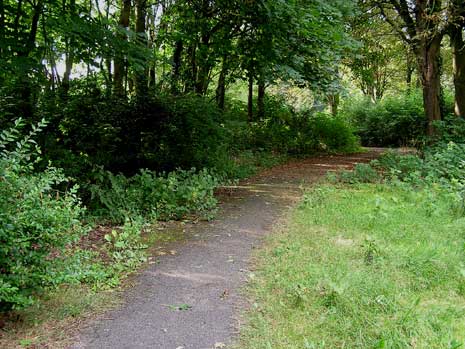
71,149,383,349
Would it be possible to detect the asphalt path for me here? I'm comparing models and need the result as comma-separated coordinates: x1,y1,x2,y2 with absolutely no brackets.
71,150,383,349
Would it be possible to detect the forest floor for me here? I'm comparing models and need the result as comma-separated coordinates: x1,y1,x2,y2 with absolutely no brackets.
69,149,383,349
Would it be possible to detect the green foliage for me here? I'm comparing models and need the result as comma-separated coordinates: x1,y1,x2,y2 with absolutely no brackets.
104,218,148,273
155,95,227,170
0,120,84,310
338,163,380,184
343,91,429,146
372,144,465,190
89,168,220,223
432,115,465,144
228,96,360,155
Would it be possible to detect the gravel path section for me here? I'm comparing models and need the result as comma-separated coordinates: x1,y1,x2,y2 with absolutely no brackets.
71,150,383,349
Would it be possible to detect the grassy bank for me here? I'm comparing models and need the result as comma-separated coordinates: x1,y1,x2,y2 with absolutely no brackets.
239,184,465,348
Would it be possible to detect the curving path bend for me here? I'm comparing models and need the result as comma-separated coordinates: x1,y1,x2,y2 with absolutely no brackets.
71,150,383,349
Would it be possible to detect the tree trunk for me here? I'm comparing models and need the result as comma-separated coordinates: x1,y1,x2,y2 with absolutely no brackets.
17,0,43,118
216,58,227,110
134,0,147,100
113,0,131,96
61,0,76,99
184,44,197,93
0,0,4,57
406,51,415,92
328,94,340,116
415,36,443,135
451,26,465,117
247,73,253,122
195,33,212,95
171,40,183,94
257,79,265,119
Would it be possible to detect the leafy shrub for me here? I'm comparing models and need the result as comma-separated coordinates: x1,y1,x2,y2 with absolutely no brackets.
338,163,380,184
104,218,148,272
432,115,465,144
149,94,228,170
343,90,430,147
247,106,359,154
339,143,465,207
43,92,228,177
0,119,84,310
223,96,360,155
89,168,220,223
373,151,424,181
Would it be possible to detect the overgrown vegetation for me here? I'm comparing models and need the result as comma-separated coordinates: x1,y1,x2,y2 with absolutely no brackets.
2,0,465,346
0,120,85,311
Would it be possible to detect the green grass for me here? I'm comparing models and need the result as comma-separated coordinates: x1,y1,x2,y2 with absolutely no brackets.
239,184,465,349
0,285,120,348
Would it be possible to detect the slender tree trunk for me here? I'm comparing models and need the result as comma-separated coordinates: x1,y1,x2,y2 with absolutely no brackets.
0,0,4,57
328,94,340,116
113,0,131,96
257,79,266,119
13,0,23,37
61,0,76,99
148,66,156,87
451,26,465,117
135,0,147,100
62,41,74,97
184,44,197,93
248,73,253,122
17,0,43,118
415,36,443,135
406,52,415,92
216,58,227,110
195,33,211,95
171,40,183,94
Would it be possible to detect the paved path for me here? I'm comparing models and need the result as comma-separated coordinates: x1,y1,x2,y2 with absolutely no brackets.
71,150,382,349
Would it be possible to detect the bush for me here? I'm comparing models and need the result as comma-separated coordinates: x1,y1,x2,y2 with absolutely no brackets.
340,143,465,202
432,115,465,144
42,91,228,177
343,90,429,147
89,168,221,223
0,119,84,310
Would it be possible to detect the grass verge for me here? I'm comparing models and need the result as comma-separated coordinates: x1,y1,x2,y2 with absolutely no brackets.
239,184,465,348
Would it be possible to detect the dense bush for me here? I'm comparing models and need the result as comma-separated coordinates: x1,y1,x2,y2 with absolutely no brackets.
432,115,465,144
42,90,228,177
250,111,360,154
337,142,465,208
0,120,84,310
342,90,437,147
343,92,423,146
89,168,221,223
223,96,360,155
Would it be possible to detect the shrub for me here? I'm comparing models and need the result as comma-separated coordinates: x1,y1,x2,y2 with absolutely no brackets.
340,143,465,202
0,119,84,310
89,168,221,223
432,115,465,144
43,91,228,177
343,90,429,147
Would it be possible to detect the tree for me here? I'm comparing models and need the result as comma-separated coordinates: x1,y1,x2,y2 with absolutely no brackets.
449,0,465,117
370,0,465,134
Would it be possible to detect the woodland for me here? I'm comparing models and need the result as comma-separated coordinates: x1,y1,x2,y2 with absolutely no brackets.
1,0,465,346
